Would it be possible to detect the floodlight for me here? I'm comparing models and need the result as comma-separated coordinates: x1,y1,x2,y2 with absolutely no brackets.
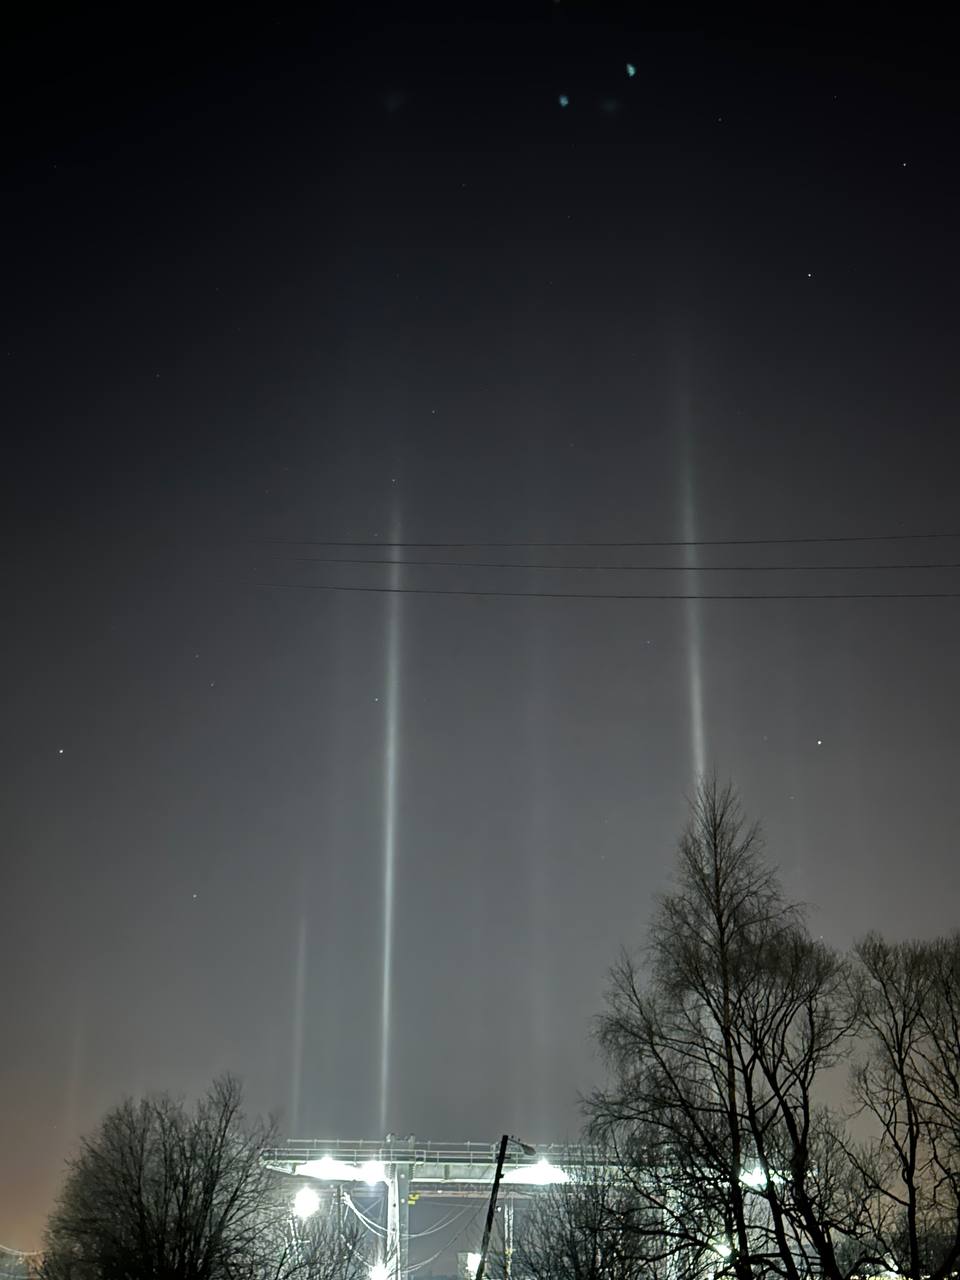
362,1159,387,1186
501,1158,569,1186
465,1253,482,1278
370,1262,389,1280
293,1187,320,1220
296,1156,376,1182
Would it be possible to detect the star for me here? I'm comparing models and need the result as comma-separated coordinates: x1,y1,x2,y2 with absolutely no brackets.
58,748,64,755
816,739,822,746
626,63,636,78
558,94,569,108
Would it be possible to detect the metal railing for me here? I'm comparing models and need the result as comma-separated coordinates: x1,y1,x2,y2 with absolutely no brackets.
262,1138,607,1169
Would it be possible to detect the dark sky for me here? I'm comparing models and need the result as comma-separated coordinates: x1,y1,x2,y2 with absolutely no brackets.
3,5,960,1251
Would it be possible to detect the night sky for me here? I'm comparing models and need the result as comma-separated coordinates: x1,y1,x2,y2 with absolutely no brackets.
3,7,960,1250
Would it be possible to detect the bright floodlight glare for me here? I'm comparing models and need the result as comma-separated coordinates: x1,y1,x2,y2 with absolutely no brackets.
296,1156,378,1182
502,1157,569,1186
465,1253,482,1278
713,1242,732,1260
362,1159,387,1186
370,1263,389,1280
740,1165,767,1189
293,1187,321,1220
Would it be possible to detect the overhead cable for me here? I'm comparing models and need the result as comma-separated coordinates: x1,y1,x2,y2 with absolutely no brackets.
258,581,960,602
264,530,960,550
277,555,960,573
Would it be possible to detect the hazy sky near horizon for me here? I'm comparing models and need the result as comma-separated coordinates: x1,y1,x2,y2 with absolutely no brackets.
3,7,959,1251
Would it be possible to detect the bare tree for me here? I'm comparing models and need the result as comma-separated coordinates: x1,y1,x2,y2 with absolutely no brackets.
510,1159,649,1280
587,780,865,1280
267,1194,367,1280
731,924,868,1280
849,933,960,1280
41,1075,328,1280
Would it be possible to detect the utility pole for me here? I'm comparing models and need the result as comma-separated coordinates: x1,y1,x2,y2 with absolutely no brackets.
475,1135,510,1280
476,1136,536,1280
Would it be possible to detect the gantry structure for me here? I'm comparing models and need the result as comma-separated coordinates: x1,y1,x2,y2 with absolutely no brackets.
262,1138,610,1280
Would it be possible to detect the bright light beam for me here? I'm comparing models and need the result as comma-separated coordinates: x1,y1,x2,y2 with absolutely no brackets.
679,388,706,781
379,498,403,1135
290,914,307,1133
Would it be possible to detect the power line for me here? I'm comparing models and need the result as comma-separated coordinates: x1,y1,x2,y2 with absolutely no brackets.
405,1207,485,1276
407,1206,474,1240
342,1194,387,1238
277,555,960,573
264,531,960,550
257,581,960,601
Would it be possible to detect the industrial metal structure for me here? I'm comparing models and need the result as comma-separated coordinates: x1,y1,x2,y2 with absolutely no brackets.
262,1138,608,1280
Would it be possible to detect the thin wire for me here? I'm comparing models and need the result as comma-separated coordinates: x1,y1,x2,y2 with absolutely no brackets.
257,581,960,602
342,1194,481,1273
278,555,960,573
264,531,960,550
343,1194,387,1238
347,1198,386,1236
406,1206,486,1275
407,1205,474,1240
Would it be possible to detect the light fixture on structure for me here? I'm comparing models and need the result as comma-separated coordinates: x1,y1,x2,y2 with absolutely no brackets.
502,1157,568,1186
293,1186,321,1220
295,1156,388,1185
361,1159,387,1186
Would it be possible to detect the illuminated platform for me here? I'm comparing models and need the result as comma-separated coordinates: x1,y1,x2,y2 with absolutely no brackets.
261,1138,612,1280
261,1138,603,1189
